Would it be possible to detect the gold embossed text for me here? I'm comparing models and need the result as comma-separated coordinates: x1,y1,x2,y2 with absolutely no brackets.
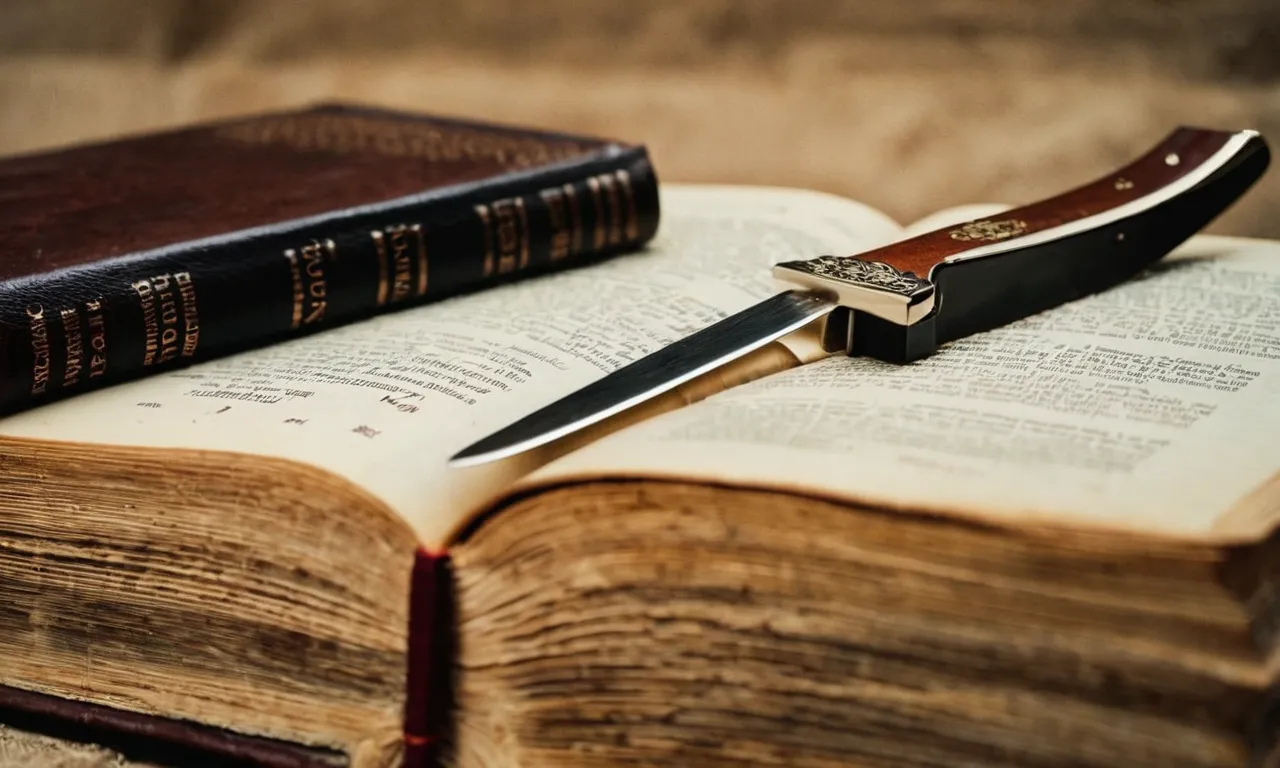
284,239,336,328
27,304,50,395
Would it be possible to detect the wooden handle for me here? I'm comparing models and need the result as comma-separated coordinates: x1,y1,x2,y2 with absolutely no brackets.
865,127,1259,279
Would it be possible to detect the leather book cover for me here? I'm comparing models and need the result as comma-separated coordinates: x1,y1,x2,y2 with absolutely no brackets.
0,102,660,415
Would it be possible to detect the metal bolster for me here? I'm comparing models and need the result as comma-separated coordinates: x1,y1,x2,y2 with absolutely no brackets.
771,255,936,326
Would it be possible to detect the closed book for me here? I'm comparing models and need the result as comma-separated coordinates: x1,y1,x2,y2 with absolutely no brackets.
0,185,1276,765
0,102,659,415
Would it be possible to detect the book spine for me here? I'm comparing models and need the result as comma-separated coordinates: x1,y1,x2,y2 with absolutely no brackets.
404,548,453,768
0,147,659,415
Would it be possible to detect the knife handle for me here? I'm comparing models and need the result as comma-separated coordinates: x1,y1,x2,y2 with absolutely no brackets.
775,126,1270,363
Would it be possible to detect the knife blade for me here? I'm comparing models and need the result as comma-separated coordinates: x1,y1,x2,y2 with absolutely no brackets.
449,126,1270,467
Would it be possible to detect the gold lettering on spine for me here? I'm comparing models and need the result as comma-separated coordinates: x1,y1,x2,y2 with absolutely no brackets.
586,176,606,249
614,169,639,241
372,224,427,301
128,270,201,371
479,195,536,275
60,307,83,388
85,299,107,378
304,241,333,324
476,204,495,276
564,182,582,257
414,224,428,296
173,272,200,358
516,197,529,269
285,251,305,327
389,226,414,303
26,305,49,396
284,239,335,328
133,278,160,366
370,230,390,306
493,199,524,274
542,187,572,261
151,273,181,364
599,172,621,246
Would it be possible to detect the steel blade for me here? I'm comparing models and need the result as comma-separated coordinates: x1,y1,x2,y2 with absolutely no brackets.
448,290,835,466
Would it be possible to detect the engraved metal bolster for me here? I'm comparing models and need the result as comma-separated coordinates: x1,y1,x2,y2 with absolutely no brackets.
771,255,935,325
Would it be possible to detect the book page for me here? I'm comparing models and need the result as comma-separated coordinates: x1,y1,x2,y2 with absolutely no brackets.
0,184,903,546
527,235,1280,543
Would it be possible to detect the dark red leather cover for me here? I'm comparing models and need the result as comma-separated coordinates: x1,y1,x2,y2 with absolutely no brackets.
0,102,660,413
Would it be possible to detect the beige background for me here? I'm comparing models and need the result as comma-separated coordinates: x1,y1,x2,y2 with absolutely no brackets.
2,0,1279,237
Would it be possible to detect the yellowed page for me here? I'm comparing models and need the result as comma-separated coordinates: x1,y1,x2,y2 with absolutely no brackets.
0,184,902,546
524,235,1280,544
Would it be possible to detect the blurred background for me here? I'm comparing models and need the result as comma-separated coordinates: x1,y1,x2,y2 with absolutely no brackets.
2,0,1278,236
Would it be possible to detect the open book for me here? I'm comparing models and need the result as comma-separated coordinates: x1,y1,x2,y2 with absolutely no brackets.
0,185,1276,768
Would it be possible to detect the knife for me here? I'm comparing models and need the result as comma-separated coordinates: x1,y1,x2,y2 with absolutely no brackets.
449,126,1270,467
